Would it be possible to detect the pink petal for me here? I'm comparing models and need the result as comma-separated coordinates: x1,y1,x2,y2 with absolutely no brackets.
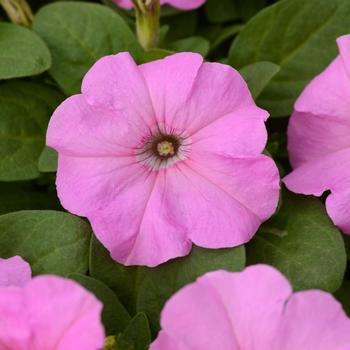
140,52,203,130
55,155,144,216
187,153,280,224
155,157,278,249
0,256,31,288
89,170,192,267
163,0,206,9
294,57,350,123
284,148,350,233
113,0,205,10
275,291,350,350
337,34,350,77
288,54,350,168
47,94,140,157
151,265,292,350
191,106,268,156
0,276,104,350
172,62,254,134
0,288,30,350
288,111,350,168
81,53,156,128
25,276,104,350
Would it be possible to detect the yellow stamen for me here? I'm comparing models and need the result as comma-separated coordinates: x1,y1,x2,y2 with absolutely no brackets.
157,141,175,157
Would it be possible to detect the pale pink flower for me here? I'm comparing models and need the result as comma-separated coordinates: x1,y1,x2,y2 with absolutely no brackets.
151,264,350,350
0,256,105,350
47,52,280,267
284,35,350,235
113,0,206,10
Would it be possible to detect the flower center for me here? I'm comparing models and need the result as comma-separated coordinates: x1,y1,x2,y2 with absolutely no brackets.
157,141,175,157
136,129,190,170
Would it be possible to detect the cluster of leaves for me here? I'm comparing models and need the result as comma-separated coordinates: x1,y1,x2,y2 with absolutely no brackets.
1,0,350,347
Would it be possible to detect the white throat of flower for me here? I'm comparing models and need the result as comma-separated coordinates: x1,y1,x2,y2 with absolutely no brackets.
135,127,191,170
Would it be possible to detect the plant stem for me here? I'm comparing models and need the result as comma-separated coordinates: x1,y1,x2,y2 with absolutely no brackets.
0,0,34,27
131,0,160,50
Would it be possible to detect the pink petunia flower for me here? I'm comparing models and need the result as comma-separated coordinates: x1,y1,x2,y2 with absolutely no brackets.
47,52,280,267
113,0,206,10
0,256,105,349
151,264,350,350
284,34,350,235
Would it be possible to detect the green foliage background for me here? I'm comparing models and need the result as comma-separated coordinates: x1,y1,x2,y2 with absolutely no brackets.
1,0,350,347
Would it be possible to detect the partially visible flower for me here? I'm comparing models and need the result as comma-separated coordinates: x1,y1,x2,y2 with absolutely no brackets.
0,256,105,350
0,256,31,287
151,265,350,350
47,52,280,267
284,34,350,235
113,0,206,10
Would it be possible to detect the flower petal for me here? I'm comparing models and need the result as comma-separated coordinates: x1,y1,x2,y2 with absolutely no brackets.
153,157,278,249
288,111,350,168
56,155,144,216
0,288,30,350
284,148,350,234
188,154,280,223
82,52,156,128
151,265,292,350
89,170,192,267
294,56,350,124
172,62,254,134
163,0,206,9
0,256,31,288
140,52,203,130
25,276,104,350
275,291,350,350
47,94,141,157
191,106,268,156
337,34,350,77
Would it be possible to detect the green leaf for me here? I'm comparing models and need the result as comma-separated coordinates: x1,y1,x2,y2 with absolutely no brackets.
33,2,141,95
168,36,210,57
209,24,243,53
136,245,245,332
205,0,240,23
0,22,51,79
90,236,245,332
0,210,91,276
246,191,346,292
229,0,350,117
239,61,280,99
89,235,138,313
139,49,173,64
117,313,152,350
163,11,198,41
70,274,131,336
0,81,63,181
38,146,58,173
0,181,61,215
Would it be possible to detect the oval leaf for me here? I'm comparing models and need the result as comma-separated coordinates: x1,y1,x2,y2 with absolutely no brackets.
0,81,63,181
0,210,91,276
33,2,141,95
70,274,131,336
246,191,347,292
0,22,51,79
229,0,350,117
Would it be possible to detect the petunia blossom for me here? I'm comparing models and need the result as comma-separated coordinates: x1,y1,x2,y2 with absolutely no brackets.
47,52,280,267
151,264,350,350
113,0,206,10
284,34,350,235
0,256,105,350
